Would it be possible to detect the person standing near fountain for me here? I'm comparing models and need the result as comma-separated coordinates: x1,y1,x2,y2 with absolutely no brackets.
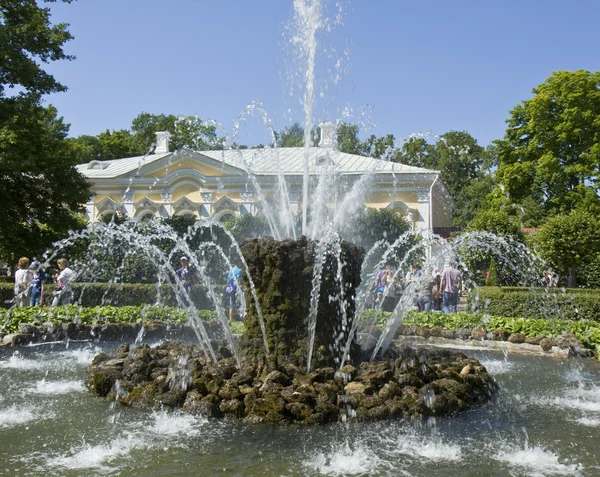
176,256,195,307
225,261,242,321
440,261,462,314
13,257,32,308
28,261,46,307
417,269,437,312
51,258,74,306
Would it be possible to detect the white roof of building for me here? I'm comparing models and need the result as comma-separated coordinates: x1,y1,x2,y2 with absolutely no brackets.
77,147,436,180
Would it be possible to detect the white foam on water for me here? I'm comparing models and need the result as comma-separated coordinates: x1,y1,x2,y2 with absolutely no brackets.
45,433,147,472
0,354,42,370
0,403,51,428
305,441,388,477
147,410,206,436
394,436,463,462
574,417,600,427
535,395,600,413
478,359,515,375
28,379,86,395
58,346,104,365
493,443,582,476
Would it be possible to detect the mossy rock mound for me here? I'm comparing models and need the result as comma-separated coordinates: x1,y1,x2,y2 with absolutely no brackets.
88,341,497,425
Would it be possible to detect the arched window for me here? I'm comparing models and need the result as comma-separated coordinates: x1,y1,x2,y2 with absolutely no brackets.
219,212,235,223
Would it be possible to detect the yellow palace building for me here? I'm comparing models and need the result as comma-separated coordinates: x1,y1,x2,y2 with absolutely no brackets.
77,123,452,232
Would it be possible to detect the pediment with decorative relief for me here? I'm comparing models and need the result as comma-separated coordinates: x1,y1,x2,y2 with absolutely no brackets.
96,197,119,212
134,197,159,211
213,195,238,213
172,196,197,211
137,150,245,181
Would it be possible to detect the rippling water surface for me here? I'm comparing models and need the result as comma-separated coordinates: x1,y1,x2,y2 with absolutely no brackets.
1,341,599,476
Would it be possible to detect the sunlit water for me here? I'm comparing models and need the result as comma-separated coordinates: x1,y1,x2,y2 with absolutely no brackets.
1,341,599,476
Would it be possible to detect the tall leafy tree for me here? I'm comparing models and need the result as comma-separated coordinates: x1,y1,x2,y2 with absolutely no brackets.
398,131,490,226
0,0,90,263
131,112,221,152
495,70,600,216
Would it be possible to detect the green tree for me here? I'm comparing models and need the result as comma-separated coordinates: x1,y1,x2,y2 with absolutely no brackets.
467,209,525,243
486,258,499,286
277,122,305,148
336,122,362,155
340,208,411,250
97,129,138,159
131,112,221,152
495,70,600,217
66,134,102,164
399,131,490,226
0,0,90,263
532,210,600,282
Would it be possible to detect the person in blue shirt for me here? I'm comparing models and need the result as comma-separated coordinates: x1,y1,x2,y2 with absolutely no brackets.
226,261,243,321
29,261,46,306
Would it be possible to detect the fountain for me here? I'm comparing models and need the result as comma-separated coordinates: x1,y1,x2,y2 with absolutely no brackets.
4,1,600,474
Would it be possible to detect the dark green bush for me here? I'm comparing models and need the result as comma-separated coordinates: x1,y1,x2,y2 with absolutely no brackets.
468,287,600,322
0,283,219,309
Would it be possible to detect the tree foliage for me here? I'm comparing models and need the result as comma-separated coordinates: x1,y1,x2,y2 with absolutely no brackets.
532,210,600,280
495,70,600,217
68,112,222,163
339,207,411,250
0,0,89,263
467,209,525,243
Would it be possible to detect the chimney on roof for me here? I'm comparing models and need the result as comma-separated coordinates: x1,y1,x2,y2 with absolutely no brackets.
155,131,171,154
318,122,337,149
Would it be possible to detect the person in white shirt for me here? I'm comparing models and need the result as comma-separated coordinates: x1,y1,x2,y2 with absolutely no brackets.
13,257,32,308
52,257,74,306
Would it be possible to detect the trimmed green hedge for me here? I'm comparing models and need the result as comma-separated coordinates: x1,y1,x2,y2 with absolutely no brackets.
403,311,600,353
0,283,219,309
0,276,13,284
0,305,219,335
467,287,600,322
484,286,600,295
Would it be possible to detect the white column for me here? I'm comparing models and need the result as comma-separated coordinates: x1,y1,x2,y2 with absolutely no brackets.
240,192,255,216
85,194,96,222
416,189,430,231
122,191,135,218
288,190,300,215
161,190,172,217
201,192,213,218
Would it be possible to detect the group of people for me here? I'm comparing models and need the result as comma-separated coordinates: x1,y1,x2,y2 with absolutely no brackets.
13,257,74,308
372,262,463,314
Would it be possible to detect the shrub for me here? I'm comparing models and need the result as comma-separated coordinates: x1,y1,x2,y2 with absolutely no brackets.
467,287,600,322
0,283,220,309
0,305,219,335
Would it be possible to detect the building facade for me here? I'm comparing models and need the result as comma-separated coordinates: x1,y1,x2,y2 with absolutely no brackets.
77,125,452,231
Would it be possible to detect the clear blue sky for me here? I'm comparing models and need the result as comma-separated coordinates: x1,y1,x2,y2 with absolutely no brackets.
45,0,600,148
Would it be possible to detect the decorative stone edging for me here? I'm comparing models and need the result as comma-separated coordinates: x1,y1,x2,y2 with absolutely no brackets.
393,324,597,359
0,321,202,347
